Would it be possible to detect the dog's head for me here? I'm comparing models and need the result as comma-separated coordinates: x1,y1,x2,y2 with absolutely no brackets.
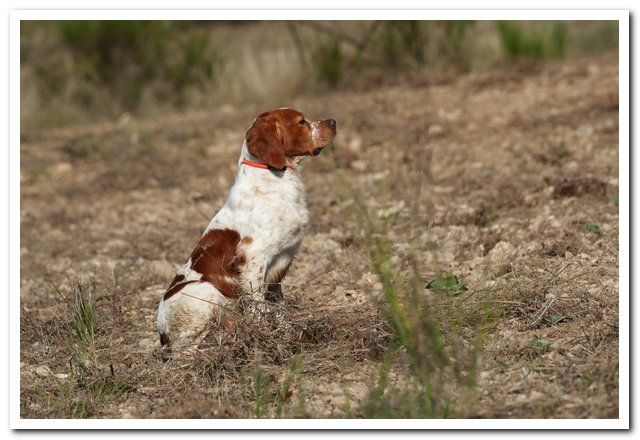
245,108,337,170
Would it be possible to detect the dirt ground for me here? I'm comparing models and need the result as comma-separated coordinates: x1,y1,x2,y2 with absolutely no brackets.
20,53,619,419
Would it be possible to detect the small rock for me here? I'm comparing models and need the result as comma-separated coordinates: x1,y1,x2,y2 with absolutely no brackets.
348,136,362,153
428,124,444,136
328,228,343,240
523,191,544,206
350,159,368,172
119,409,135,418
587,287,603,296
488,241,516,264
530,390,545,401
514,393,528,403
523,241,543,253
53,162,73,175
35,365,52,377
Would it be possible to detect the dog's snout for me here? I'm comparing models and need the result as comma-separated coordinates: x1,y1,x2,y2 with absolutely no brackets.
327,119,337,130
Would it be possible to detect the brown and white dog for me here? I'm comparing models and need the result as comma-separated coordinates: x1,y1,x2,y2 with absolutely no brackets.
156,108,336,350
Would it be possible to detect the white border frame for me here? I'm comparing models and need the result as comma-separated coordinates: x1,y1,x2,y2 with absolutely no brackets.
9,9,630,430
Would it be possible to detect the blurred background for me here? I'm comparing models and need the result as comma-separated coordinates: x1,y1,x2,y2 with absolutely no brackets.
20,20,618,130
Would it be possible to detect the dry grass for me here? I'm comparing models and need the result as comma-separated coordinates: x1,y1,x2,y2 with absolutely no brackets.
20,49,619,418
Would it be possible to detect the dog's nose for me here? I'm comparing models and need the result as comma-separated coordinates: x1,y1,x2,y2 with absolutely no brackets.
327,119,337,130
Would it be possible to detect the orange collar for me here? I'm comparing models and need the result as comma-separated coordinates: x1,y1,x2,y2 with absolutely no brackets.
241,159,286,172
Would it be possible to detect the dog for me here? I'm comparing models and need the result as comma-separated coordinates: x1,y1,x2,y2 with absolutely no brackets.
156,108,337,351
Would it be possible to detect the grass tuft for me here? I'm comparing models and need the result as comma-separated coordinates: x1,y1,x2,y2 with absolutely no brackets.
498,21,568,60
586,221,602,236
338,174,491,418
34,278,132,418
33,21,224,114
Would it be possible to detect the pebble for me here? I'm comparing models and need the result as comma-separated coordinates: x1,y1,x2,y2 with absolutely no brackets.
487,241,516,264
53,162,73,174
350,159,368,172
428,124,444,136
348,136,362,153
35,365,52,377
530,391,545,401
523,241,543,253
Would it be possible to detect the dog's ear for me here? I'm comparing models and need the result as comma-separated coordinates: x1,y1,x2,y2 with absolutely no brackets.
246,118,286,170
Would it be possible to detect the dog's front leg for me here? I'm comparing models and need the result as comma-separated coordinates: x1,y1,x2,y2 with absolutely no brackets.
239,256,290,318
237,256,268,299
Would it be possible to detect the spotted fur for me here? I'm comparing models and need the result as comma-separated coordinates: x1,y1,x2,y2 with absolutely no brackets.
156,108,336,350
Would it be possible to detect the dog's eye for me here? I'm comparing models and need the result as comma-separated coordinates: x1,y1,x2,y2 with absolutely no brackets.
299,119,306,126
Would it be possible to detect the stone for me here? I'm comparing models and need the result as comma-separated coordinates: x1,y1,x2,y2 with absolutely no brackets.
35,365,52,377
487,241,516,264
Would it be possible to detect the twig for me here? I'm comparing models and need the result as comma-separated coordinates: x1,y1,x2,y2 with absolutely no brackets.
528,295,559,329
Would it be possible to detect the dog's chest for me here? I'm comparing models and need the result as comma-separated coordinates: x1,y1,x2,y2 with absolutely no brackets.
218,169,309,250
253,177,309,247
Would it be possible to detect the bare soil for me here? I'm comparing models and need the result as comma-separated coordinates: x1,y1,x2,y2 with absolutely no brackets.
20,54,619,419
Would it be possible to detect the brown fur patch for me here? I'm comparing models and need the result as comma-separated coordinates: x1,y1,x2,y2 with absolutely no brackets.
190,228,242,298
163,274,199,300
